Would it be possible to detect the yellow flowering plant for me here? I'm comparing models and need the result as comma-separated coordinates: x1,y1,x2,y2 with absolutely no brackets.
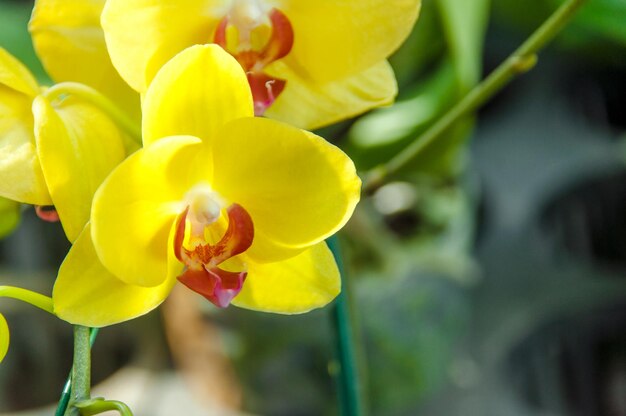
0,0,593,413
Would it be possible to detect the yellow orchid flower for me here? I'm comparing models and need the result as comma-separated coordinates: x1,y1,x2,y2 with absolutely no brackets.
29,0,141,121
0,47,127,242
53,45,361,327
101,0,421,129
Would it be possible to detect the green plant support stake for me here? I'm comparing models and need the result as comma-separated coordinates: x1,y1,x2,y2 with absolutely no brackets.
328,236,364,416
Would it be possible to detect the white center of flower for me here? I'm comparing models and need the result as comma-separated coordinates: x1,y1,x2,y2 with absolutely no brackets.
184,184,225,237
229,0,270,46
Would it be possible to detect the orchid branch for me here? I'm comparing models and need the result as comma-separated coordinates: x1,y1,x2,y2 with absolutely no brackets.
0,286,54,369
0,285,54,314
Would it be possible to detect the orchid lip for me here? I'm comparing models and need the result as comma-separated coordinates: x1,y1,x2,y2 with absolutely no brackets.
173,201,254,308
214,7,294,115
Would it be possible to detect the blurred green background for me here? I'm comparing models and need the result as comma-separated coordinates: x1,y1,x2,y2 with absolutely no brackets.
1,0,626,415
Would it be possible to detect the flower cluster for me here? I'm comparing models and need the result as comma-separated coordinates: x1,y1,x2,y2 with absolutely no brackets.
1,0,420,329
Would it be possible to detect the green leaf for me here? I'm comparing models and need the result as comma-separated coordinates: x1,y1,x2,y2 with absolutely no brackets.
565,0,626,45
0,197,20,239
437,0,491,92
349,60,457,150
0,2,50,84
388,0,447,88
347,0,490,177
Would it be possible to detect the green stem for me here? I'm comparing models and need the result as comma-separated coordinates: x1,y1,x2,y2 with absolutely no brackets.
43,82,142,144
328,236,365,416
0,286,54,314
56,329,99,416
65,326,92,416
362,0,590,193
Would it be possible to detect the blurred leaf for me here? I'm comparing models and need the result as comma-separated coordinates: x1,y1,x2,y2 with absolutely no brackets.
0,198,20,239
349,177,477,412
389,0,447,89
0,2,50,84
348,0,490,177
359,272,470,413
399,0,489,176
437,0,491,91
349,60,457,150
493,0,626,64
491,0,549,31
560,0,626,45
346,177,478,280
